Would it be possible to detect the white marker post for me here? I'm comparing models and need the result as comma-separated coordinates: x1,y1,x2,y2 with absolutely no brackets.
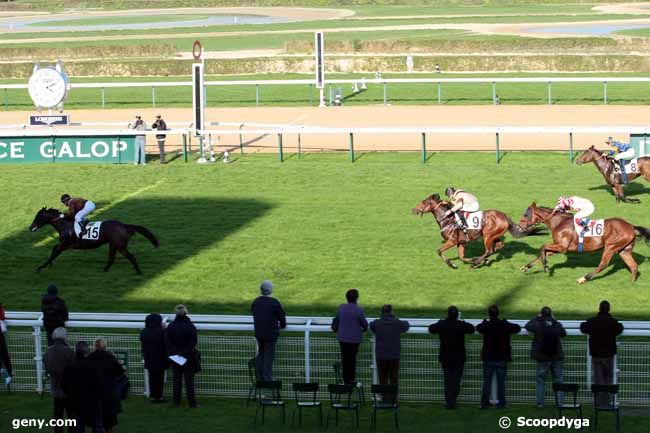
192,40,208,163
315,32,325,107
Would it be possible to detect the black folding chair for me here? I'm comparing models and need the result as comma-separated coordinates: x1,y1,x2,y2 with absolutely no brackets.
553,383,582,419
246,357,257,406
370,384,399,432
254,380,285,427
592,384,620,433
291,382,322,427
333,361,365,404
326,383,359,429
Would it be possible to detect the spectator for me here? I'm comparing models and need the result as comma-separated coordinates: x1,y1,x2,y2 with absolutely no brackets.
251,280,286,381
166,304,200,408
44,327,75,433
151,114,168,164
580,300,624,406
88,339,124,433
525,307,566,408
369,305,409,401
41,284,69,346
63,341,103,433
428,306,475,409
0,303,12,387
332,289,368,386
140,313,168,403
476,304,521,409
435,64,441,74
130,115,147,165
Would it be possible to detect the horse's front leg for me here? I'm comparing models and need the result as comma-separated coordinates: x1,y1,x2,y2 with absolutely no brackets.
520,243,547,272
437,239,458,269
457,244,476,264
36,244,64,272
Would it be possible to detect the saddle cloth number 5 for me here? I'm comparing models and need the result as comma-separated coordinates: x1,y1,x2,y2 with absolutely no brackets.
464,211,483,230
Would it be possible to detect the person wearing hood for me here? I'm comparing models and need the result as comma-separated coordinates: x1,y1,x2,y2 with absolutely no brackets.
140,313,168,403
41,285,69,347
525,307,566,408
88,339,124,433
580,300,624,407
369,305,409,402
251,280,287,381
165,304,199,408
63,341,103,433
44,327,75,433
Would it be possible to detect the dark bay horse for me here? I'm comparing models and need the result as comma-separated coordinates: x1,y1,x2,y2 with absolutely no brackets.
29,207,159,274
576,146,650,203
519,202,650,283
412,193,533,268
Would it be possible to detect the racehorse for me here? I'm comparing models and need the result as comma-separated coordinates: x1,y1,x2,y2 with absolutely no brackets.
519,202,650,283
575,146,650,203
29,207,159,274
412,193,534,268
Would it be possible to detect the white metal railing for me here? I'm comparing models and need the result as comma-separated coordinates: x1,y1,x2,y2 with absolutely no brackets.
4,311,650,404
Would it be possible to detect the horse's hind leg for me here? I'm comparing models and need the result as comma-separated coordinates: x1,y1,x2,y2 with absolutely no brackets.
618,244,638,282
119,248,142,275
578,248,616,284
104,245,117,272
457,244,476,264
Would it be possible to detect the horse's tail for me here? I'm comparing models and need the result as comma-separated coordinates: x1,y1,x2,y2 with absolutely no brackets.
507,217,542,238
634,226,650,246
128,225,159,248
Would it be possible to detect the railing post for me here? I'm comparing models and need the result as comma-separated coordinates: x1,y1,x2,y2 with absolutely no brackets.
33,323,43,393
383,83,387,105
492,81,496,105
182,134,188,162
278,133,284,162
547,81,552,105
239,123,244,155
329,84,333,105
371,336,378,385
101,87,105,109
308,84,313,106
152,86,156,108
495,132,500,164
298,133,302,159
255,84,260,107
569,132,574,163
437,82,441,104
603,81,608,105
586,344,592,389
421,132,427,163
349,132,355,162
144,367,150,397
304,319,312,382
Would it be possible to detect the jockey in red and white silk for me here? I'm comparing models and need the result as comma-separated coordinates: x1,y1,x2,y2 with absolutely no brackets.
554,195,595,233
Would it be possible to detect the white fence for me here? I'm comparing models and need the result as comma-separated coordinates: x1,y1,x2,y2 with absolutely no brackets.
1,76,649,107
4,312,650,405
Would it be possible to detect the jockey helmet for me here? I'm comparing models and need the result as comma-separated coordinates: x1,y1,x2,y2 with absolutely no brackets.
445,187,456,197
60,194,71,204
605,136,613,144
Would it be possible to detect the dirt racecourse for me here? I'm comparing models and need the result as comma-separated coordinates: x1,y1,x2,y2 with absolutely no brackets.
3,105,650,154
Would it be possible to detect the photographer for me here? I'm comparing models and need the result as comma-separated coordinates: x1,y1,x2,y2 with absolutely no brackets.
151,114,167,164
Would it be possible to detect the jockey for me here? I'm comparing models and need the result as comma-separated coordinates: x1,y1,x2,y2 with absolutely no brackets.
60,194,96,237
444,187,480,234
605,136,635,184
554,195,594,236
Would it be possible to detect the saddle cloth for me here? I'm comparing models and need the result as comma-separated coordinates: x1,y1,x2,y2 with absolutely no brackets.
455,210,483,230
615,159,640,174
75,221,102,240
574,219,605,238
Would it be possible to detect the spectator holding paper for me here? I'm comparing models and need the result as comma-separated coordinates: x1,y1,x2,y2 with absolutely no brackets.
165,304,200,408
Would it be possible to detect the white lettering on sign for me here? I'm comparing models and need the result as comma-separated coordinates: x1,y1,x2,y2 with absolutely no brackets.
0,141,25,159
40,141,53,158
76,141,91,158
58,141,74,158
112,141,127,157
92,141,109,158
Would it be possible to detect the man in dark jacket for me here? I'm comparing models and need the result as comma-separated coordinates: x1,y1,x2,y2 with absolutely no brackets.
44,327,75,433
251,280,286,381
41,285,69,346
88,339,124,433
140,313,168,403
369,305,409,401
428,306,475,409
476,304,521,409
525,306,566,408
151,114,168,164
580,300,624,406
165,304,199,408
332,288,368,386
0,303,11,387
63,341,103,433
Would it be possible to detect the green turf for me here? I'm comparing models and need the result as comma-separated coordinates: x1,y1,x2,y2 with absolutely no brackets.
617,28,650,37
26,14,211,27
1,152,648,320
349,4,598,17
2,392,649,433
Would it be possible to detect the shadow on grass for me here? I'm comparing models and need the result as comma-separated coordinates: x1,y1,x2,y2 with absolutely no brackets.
589,181,650,200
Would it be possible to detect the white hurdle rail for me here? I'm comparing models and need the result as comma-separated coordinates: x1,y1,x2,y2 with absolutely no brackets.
4,311,650,404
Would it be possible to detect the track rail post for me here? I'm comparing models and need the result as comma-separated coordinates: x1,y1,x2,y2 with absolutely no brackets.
182,134,188,162
569,132,574,163
239,124,244,155
421,132,427,163
349,132,355,162
492,82,496,105
495,132,500,164
437,82,441,104
298,133,302,159
547,81,552,105
383,83,387,105
152,86,156,108
603,81,608,105
255,84,260,107
278,133,284,162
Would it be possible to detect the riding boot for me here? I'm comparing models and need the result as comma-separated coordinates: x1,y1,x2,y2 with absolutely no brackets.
78,220,88,237
456,212,470,240
619,160,628,184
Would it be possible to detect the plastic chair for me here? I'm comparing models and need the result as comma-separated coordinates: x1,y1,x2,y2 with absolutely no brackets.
254,380,285,427
553,383,582,419
333,361,365,404
370,384,399,432
592,384,620,433
291,382,322,427
326,383,359,429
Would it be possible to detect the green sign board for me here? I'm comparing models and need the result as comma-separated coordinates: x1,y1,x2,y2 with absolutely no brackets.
628,134,649,158
0,135,135,163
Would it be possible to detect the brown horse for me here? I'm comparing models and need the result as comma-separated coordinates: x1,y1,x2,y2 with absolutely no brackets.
519,202,650,283
575,146,650,203
412,193,533,268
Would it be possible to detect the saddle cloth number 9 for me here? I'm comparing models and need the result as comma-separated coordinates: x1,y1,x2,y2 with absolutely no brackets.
463,211,483,230
575,219,605,238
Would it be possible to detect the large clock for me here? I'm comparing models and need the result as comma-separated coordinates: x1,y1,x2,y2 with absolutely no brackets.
28,61,70,110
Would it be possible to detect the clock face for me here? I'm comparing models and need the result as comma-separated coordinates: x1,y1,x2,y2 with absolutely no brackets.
28,67,68,109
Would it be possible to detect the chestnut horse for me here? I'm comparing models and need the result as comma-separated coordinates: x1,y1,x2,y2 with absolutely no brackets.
575,146,650,203
519,202,650,283
412,193,533,268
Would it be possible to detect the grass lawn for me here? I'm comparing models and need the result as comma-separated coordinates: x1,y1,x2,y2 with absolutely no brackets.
25,14,211,27
1,152,648,320
2,392,649,433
